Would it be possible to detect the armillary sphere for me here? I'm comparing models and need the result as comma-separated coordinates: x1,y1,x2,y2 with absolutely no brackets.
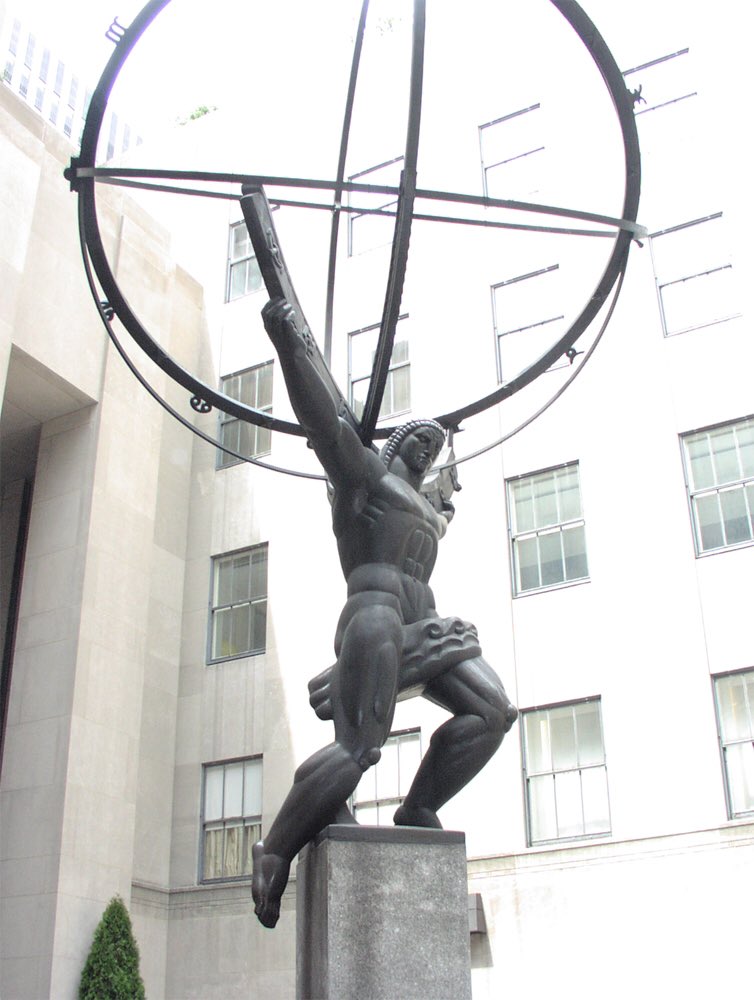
65,0,643,479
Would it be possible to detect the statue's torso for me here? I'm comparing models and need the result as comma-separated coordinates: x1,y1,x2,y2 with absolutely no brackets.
334,468,442,586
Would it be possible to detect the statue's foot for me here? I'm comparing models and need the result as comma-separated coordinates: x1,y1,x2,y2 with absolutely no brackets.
251,841,291,929
393,804,443,829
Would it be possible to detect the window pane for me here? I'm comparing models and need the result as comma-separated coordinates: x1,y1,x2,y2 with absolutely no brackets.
355,803,379,826
528,774,557,843
695,493,724,551
257,425,272,456
257,364,273,408
203,825,223,879
350,375,368,418
249,548,268,600
386,364,410,416
516,536,540,592
574,702,604,766
224,823,243,877
229,261,246,300
244,759,263,816
232,225,250,259
710,425,740,484
244,258,263,294
686,434,714,491
725,742,754,816
533,474,559,528
379,739,400,800
557,466,582,521
212,607,233,659
548,706,578,770
224,763,244,818
562,523,588,581
231,603,252,656
243,822,261,874
204,767,224,822
720,486,751,545
538,530,565,587
554,769,583,838
398,735,422,795
354,761,377,806
738,419,754,478
524,712,552,774
580,766,611,834
510,478,534,533
717,674,753,741
661,267,735,334
231,553,251,602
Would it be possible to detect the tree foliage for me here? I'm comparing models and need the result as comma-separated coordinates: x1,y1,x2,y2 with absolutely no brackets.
79,896,146,1000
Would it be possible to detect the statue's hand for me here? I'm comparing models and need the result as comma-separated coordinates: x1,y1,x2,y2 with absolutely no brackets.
441,499,455,524
262,298,297,351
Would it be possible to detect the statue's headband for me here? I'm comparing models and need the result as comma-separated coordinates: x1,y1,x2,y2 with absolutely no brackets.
379,419,446,468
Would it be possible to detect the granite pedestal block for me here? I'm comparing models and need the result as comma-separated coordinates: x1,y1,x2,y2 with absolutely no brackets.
296,825,472,1000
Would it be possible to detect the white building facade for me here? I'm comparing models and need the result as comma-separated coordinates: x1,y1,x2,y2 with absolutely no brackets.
1,1,752,997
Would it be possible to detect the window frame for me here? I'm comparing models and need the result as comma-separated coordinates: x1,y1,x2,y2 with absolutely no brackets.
226,220,264,302
216,361,274,469
348,314,410,421
200,755,263,883
622,48,696,117
712,669,754,821
479,103,544,200
352,728,422,825
649,213,740,337
521,697,611,847
347,156,404,257
491,265,567,383
506,461,589,597
680,415,754,557
208,543,269,664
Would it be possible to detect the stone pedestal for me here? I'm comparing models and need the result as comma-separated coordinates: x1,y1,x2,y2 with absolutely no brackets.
296,825,472,1000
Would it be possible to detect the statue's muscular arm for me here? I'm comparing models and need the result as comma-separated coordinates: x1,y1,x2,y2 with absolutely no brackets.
261,299,383,492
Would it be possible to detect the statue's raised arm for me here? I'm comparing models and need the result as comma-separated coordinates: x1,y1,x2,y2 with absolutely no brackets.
262,298,372,487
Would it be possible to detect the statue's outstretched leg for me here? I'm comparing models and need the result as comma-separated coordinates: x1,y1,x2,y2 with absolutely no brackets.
253,602,402,927
394,656,517,828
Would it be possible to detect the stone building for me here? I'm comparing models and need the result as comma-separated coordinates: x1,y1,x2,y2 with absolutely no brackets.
1,2,752,998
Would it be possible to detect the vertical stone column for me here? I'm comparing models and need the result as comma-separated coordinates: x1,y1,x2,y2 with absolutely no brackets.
296,825,472,1000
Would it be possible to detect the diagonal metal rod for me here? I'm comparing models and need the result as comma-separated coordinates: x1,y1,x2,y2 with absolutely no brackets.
324,0,370,365
74,166,646,236
359,0,426,445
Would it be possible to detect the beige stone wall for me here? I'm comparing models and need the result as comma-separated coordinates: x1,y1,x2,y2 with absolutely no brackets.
0,82,208,999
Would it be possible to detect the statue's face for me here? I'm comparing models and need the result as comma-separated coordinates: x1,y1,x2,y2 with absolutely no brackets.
398,427,443,476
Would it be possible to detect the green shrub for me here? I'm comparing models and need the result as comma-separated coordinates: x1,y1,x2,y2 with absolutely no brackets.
79,896,146,1000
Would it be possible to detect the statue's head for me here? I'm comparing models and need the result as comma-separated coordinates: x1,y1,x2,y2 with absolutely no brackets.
380,419,446,473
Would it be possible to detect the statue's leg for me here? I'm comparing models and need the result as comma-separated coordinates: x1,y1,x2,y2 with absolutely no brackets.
394,656,517,828
253,601,402,927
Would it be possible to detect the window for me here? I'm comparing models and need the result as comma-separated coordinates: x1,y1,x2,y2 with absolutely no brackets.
38,48,50,84
522,699,610,845
507,463,588,595
209,545,268,661
714,671,754,819
202,757,262,880
106,112,118,160
492,266,566,382
681,416,754,554
52,60,64,97
650,214,739,336
479,104,543,201
623,49,695,117
348,156,403,256
349,316,410,420
226,221,263,301
217,362,273,467
23,34,35,70
352,729,422,824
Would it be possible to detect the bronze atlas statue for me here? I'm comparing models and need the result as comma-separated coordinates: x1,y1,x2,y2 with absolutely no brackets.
242,185,519,930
